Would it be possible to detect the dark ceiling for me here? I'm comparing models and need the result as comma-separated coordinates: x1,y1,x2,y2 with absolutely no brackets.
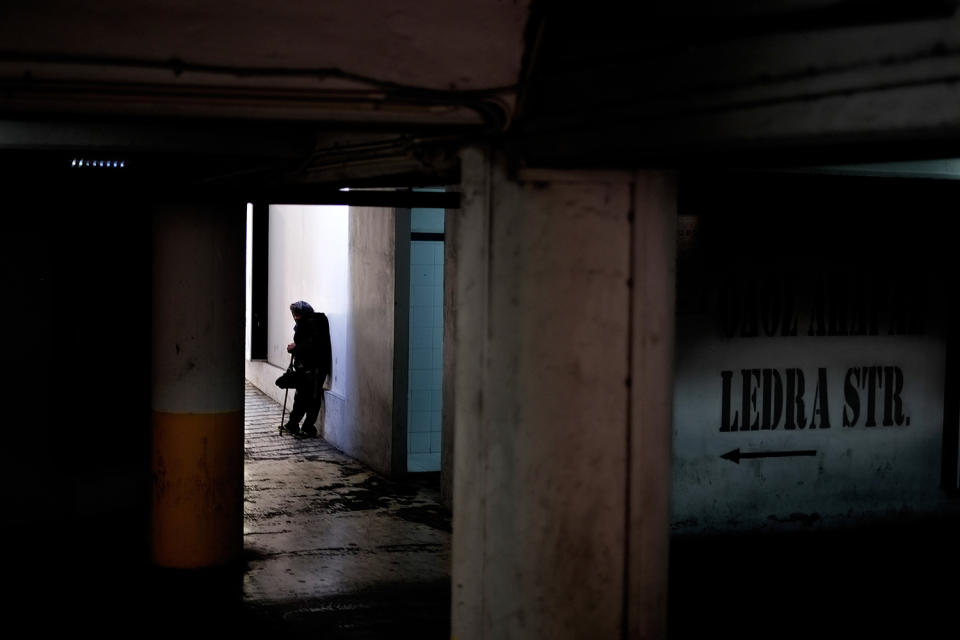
2,1,959,189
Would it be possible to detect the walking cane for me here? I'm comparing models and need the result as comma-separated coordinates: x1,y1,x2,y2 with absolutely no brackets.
279,353,294,436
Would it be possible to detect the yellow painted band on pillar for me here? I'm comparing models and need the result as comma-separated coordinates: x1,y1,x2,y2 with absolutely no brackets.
151,410,244,568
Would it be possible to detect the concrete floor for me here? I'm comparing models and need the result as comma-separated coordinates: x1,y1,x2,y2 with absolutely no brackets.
239,382,452,637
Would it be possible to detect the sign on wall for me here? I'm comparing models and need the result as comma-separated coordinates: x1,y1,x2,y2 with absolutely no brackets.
671,174,953,534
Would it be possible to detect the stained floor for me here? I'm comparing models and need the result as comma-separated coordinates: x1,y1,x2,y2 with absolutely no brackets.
239,382,452,637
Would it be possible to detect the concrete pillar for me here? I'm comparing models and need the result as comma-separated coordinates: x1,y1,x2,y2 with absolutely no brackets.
441,212,458,510
453,149,675,638
628,172,676,639
151,202,246,568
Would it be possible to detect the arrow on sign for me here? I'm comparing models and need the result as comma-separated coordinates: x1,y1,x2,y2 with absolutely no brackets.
721,448,817,464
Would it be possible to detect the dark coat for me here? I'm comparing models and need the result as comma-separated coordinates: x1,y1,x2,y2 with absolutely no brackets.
291,311,332,380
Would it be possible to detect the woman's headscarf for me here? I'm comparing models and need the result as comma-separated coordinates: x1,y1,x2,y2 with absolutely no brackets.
290,300,314,315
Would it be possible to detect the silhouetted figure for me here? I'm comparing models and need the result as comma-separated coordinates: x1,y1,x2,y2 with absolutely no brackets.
283,300,332,437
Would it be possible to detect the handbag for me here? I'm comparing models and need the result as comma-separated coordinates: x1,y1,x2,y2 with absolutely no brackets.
275,359,304,389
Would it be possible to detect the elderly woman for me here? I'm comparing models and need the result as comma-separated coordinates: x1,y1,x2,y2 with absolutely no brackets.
282,300,332,437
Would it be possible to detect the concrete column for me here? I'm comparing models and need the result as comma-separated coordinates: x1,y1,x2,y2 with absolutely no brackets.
151,202,246,568
441,210,458,510
451,147,492,636
453,149,672,638
628,172,676,639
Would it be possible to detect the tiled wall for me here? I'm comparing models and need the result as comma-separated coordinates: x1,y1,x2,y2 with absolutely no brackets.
408,206,444,472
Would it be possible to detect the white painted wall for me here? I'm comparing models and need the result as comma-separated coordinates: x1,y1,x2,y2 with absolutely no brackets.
328,206,399,475
266,204,348,397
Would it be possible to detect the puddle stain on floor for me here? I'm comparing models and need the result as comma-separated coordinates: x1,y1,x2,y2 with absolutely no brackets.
240,383,452,635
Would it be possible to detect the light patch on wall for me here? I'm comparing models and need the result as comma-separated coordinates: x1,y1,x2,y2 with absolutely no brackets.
245,203,253,362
